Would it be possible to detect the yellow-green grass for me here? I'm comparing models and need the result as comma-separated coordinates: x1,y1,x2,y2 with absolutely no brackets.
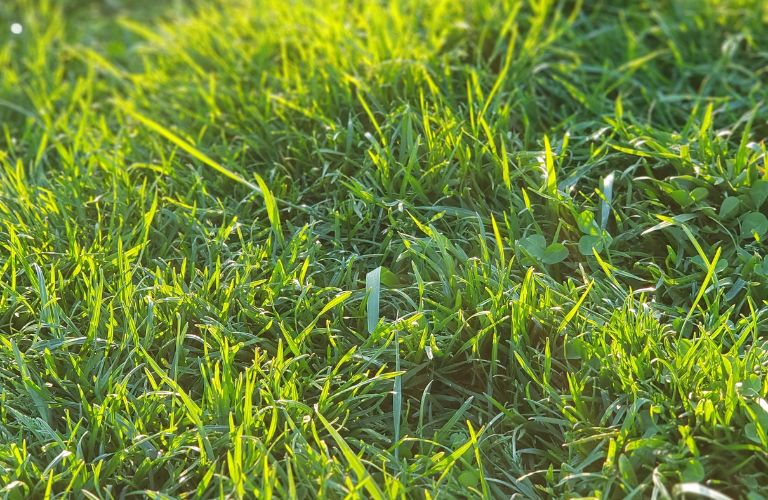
1,0,768,497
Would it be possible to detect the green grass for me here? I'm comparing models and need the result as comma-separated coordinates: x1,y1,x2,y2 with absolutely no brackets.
1,0,768,497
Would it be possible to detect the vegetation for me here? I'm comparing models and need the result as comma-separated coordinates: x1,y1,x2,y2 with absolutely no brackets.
1,0,767,497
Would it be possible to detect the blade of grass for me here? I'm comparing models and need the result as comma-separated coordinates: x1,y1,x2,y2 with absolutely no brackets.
314,408,385,500
120,104,258,191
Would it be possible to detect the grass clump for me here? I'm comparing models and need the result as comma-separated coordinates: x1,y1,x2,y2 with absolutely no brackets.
1,0,767,497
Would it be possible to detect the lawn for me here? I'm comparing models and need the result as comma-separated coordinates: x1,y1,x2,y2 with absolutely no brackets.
1,0,767,497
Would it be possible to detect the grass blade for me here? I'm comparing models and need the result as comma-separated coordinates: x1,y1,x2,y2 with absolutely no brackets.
121,104,258,191
315,409,385,500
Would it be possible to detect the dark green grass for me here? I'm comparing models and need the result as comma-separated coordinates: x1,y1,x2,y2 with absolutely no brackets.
1,0,767,497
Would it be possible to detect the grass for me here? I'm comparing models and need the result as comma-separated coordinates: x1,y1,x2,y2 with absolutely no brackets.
1,0,767,497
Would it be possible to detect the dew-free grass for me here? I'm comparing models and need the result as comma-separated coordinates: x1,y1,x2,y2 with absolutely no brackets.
1,0,767,498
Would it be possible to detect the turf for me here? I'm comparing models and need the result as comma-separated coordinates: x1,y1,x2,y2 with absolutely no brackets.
1,0,767,498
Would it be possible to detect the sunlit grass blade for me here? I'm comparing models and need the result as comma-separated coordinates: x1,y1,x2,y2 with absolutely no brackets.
315,408,385,500
120,103,258,191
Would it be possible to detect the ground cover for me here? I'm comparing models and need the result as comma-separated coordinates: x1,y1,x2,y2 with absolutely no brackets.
1,0,767,497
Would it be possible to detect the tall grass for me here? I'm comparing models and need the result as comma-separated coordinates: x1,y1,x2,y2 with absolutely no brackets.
1,0,767,497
